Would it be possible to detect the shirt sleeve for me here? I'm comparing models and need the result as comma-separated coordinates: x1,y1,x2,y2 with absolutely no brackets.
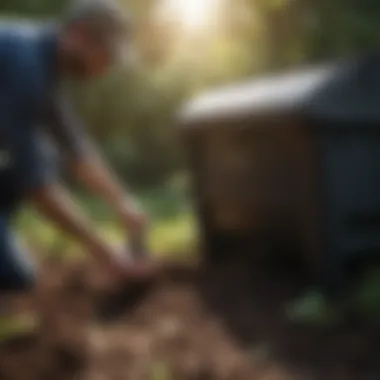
0,42,56,193
44,89,93,161
8,122,56,192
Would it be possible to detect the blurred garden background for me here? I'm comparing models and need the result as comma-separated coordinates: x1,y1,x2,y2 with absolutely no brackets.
1,0,380,260
3,3,380,379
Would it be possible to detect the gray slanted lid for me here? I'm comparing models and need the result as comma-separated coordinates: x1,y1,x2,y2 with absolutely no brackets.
308,51,380,123
180,64,339,127
180,51,380,128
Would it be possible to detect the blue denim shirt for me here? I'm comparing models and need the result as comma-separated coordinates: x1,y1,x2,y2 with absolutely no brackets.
0,22,89,212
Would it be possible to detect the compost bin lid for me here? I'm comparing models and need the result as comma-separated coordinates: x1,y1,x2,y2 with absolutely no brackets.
180,51,380,127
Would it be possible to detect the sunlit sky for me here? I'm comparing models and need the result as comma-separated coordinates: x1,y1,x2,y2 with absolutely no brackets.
157,0,223,32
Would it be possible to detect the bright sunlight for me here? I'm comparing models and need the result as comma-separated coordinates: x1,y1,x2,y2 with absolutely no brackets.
157,0,222,32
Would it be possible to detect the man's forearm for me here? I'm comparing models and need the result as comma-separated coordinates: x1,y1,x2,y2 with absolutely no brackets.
70,152,132,214
68,151,147,239
29,182,115,263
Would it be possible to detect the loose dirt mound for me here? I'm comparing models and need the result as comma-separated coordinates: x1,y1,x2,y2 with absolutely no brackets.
0,257,379,380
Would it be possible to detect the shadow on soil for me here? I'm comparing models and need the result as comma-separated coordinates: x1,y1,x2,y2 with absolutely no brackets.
196,256,380,380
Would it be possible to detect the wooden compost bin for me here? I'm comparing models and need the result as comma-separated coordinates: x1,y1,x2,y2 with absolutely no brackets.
179,52,380,286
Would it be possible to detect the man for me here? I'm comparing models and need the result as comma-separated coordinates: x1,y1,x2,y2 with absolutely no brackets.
0,0,154,339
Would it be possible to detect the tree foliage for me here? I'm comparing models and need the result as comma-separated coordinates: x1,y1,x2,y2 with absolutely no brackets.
1,0,380,188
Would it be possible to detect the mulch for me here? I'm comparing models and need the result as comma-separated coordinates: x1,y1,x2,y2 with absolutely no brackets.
0,255,379,380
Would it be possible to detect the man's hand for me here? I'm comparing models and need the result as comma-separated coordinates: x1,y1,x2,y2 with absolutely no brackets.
105,249,160,282
118,199,148,236
30,183,156,282
89,241,159,282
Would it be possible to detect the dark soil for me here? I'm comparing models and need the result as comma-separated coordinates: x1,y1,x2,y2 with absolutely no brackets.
0,255,379,380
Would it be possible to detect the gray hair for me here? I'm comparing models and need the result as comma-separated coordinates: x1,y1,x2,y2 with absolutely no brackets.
63,0,133,64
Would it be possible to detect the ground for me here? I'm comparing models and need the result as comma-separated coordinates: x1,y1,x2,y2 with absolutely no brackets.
0,256,380,380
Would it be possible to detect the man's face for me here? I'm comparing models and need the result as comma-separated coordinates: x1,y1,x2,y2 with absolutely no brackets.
60,22,115,79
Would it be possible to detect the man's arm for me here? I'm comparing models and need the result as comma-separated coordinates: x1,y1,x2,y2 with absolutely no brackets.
30,183,118,264
45,91,146,235
8,120,126,275
2,55,126,275
70,148,134,213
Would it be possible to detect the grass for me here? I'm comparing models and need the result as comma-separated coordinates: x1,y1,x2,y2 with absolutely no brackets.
150,361,172,380
287,267,380,326
352,266,380,322
16,184,198,261
0,314,38,343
